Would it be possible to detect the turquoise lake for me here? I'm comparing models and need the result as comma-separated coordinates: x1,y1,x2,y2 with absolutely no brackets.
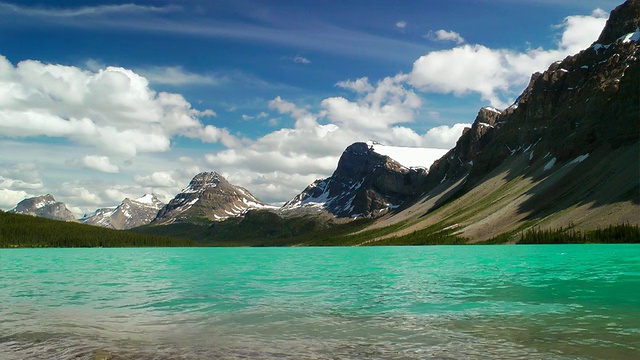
0,245,639,359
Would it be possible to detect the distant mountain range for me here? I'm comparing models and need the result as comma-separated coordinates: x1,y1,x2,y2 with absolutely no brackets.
80,194,165,230
7,1,640,244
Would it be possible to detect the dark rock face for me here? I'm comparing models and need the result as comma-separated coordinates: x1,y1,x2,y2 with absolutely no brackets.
81,194,164,230
595,0,640,45
153,172,270,224
423,2,640,193
283,142,427,217
10,194,77,222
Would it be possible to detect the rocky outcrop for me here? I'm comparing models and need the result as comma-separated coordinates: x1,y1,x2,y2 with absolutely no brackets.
423,0,640,195
424,107,501,189
283,142,430,217
595,0,640,44
9,194,77,222
153,172,272,224
81,194,164,230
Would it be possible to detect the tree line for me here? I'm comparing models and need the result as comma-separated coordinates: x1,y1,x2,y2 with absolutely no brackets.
0,210,197,248
519,223,640,244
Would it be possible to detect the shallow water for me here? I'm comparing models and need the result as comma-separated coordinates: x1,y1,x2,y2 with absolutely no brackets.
1,245,638,359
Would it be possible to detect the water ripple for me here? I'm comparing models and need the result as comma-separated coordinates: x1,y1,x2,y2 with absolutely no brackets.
0,245,638,359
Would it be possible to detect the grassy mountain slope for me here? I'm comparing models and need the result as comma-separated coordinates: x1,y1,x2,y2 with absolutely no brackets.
360,142,639,244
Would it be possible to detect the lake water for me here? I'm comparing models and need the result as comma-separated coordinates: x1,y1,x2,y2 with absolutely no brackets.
0,245,639,359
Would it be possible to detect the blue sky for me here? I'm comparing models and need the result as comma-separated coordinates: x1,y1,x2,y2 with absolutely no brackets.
0,0,619,214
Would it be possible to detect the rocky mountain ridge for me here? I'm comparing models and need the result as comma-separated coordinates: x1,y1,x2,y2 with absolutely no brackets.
80,194,165,230
282,142,447,218
153,171,274,224
9,194,77,222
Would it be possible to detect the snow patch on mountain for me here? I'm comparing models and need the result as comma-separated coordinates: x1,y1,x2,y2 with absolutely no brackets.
620,27,640,43
367,141,449,169
133,193,159,206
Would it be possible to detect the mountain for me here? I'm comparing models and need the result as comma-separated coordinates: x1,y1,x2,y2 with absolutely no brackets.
362,0,640,243
153,172,273,224
80,194,164,230
9,194,77,222
282,141,448,218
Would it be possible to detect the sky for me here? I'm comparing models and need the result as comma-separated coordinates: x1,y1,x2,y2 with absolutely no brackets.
0,0,619,216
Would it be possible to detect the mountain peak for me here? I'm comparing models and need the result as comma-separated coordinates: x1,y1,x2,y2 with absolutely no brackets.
595,0,640,45
81,194,165,230
153,172,272,224
182,171,223,194
130,193,163,207
10,194,77,222
284,141,446,218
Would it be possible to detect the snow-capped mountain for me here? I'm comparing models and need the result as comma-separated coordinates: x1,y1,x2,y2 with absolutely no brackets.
80,193,164,230
282,142,448,218
153,172,274,224
9,194,77,222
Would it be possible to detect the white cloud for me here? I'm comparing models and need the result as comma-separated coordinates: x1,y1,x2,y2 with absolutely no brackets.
204,76,466,203
336,77,375,93
241,112,269,121
75,155,120,173
0,3,180,18
0,189,29,209
134,171,182,188
57,184,103,207
426,29,465,44
0,162,43,186
557,9,609,53
136,66,220,86
321,75,421,133
423,124,472,149
0,55,232,156
293,56,311,64
410,11,607,107
396,21,407,29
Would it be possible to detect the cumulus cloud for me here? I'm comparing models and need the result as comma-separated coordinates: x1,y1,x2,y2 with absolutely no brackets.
423,123,472,148
426,29,465,44
0,165,44,209
0,55,233,157
409,11,607,107
204,75,469,203
74,155,120,173
321,75,423,134
57,183,103,207
134,170,183,188
0,162,43,187
130,166,207,205
0,189,29,208
396,21,407,29
336,77,375,93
